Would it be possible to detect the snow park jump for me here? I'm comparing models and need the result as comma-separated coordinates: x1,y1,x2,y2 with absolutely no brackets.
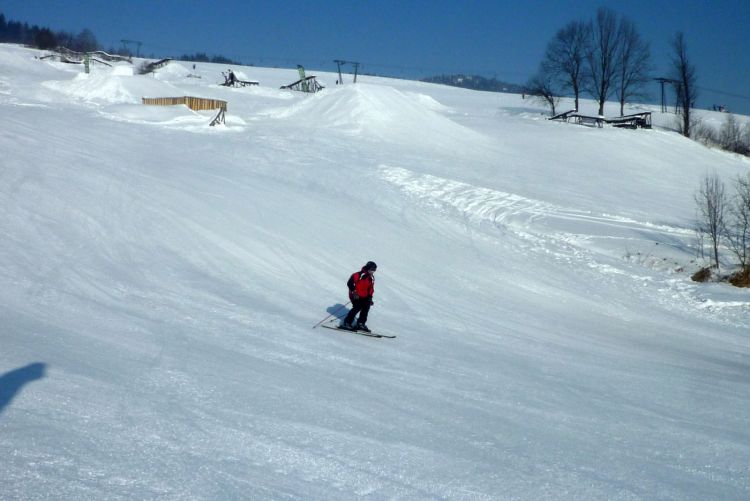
1,41,750,499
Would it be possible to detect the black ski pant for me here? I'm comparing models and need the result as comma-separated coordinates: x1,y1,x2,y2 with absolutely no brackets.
344,297,371,325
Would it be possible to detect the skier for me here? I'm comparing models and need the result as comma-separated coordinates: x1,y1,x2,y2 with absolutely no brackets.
342,261,377,332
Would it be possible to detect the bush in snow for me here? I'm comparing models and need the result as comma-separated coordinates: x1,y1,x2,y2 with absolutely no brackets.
728,267,750,287
691,267,712,282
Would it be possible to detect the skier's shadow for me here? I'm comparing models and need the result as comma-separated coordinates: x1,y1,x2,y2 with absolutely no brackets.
326,303,350,321
0,362,47,415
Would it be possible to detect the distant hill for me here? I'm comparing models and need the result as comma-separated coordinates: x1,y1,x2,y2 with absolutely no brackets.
421,74,525,94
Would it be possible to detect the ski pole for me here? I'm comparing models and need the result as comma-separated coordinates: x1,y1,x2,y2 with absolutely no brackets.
312,301,351,329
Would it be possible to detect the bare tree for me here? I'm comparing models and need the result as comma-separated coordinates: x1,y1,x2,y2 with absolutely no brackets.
719,114,749,155
586,8,623,116
542,20,591,111
616,18,651,116
526,64,561,116
695,173,727,269
671,32,698,138
726,174,750,268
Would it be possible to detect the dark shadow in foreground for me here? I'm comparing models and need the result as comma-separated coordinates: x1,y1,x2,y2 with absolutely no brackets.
0,362,47,415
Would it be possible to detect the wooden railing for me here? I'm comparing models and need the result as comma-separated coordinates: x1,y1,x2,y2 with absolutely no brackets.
142,96,227,112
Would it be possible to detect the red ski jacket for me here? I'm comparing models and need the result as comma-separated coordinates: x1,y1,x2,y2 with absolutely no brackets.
348,268,374,300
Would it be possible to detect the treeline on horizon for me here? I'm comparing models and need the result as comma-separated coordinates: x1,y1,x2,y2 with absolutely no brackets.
0,12,98,52
0,11,240,64
2,11,522,88
421,74,525,94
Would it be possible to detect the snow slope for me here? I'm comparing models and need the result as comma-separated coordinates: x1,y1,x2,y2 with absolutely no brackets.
1,44,749,500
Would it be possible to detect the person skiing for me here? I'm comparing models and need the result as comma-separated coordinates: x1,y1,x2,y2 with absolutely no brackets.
342,261,377,332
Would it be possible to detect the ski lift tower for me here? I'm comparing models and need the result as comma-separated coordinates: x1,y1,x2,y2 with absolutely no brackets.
654,77,678,113
333,59,361,84
334,59,345,84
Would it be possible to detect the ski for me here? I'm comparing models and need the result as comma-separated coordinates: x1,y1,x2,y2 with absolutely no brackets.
320,324,396,339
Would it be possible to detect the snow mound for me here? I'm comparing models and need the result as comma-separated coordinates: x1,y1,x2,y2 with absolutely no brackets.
97,103,246,132
98,103,205,123
42,69,182,105
150,61,191,80
111,65,134,76
269,84,485,147
245,85,296,100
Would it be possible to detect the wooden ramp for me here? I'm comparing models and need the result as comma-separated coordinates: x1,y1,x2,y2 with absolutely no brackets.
280,76,324,93
139,58,172,74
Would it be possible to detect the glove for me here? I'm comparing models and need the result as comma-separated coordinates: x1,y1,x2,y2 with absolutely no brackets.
351,291,359,300
369,298,374,306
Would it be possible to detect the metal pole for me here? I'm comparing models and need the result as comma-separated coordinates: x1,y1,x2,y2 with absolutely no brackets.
312,301,351,329
660,80,666,113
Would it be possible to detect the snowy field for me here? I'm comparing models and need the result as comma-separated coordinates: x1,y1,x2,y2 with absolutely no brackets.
1,44,749,500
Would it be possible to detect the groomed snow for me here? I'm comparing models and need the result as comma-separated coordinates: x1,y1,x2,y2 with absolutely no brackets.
1,44,749,500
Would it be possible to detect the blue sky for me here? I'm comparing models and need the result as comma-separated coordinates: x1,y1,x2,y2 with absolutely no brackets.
2,0,749,114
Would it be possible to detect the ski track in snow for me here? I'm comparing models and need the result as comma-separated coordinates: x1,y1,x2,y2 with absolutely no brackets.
378,165,750,324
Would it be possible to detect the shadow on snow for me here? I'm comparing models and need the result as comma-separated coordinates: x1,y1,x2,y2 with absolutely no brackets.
0,362,47,415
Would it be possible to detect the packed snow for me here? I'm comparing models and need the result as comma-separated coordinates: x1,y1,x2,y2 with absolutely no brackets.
1,44,749,500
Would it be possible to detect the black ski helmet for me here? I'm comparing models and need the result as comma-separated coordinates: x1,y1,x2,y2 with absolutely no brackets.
364,261,377,271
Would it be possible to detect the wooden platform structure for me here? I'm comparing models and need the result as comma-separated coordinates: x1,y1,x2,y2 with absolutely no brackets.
40,53,112,67
605,112,652,129
142,96,228,126
221,73,259,87
549,110,651,129
281,65,325,93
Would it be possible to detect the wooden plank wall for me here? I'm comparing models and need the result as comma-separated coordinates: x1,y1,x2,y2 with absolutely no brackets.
142,96,227,111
